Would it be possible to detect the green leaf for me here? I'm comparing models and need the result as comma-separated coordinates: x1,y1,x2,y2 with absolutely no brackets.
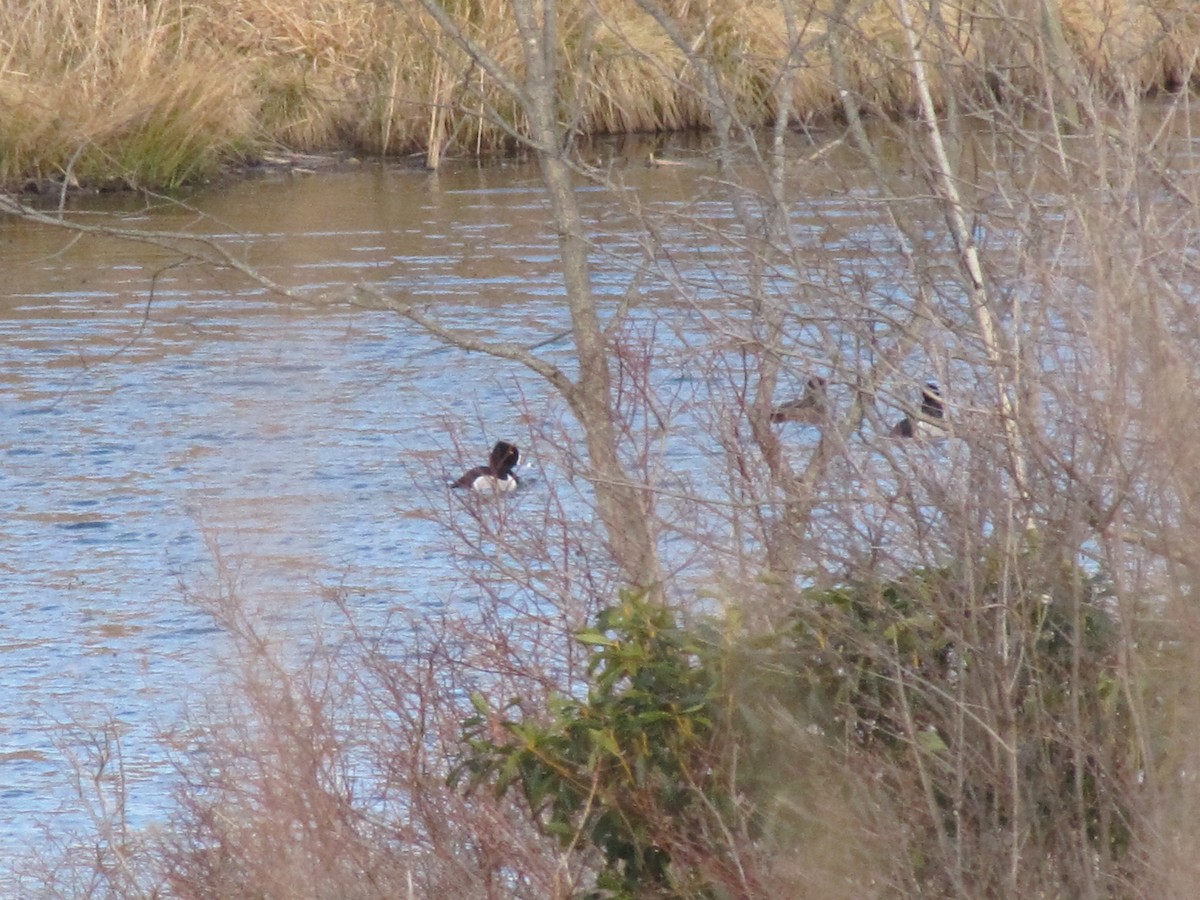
588,727,622,757
917,727,948,753
576,631,616,647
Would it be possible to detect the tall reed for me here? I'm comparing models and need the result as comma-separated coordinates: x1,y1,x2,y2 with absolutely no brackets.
1,0,1197,188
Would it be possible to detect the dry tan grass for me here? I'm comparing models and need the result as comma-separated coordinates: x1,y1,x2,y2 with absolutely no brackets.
0,0,1197,184
0,0,257,186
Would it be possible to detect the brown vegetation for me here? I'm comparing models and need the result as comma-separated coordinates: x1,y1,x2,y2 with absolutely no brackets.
1,0,1199,189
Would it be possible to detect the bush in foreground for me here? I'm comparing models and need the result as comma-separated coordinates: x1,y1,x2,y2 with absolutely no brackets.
454,550,1137,898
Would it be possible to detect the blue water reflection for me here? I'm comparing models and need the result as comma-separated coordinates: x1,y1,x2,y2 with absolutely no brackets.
0,141,939,871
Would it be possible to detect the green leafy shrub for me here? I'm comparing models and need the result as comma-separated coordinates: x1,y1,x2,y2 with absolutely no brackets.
456,554,1137,896
786,555,1135,890
454,591,729,898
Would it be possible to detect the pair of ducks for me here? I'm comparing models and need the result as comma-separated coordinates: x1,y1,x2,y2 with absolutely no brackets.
771,377,946,438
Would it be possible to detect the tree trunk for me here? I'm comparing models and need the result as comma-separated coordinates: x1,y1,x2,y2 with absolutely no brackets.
513,0,663,592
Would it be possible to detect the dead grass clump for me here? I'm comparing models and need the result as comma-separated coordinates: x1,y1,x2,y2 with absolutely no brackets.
0,0,259,188
1063,0,1181,95
570,9,694,134
0,82,60,188
147,573,589,900
91,59,255,188
2,0,1200,187
193,0,421,154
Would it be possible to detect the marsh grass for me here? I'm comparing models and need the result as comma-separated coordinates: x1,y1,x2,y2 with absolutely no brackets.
1,0,1197,188
0,0,256,188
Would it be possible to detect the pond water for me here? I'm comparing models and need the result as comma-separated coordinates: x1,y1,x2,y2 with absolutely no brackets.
2,115,1193,879
4,136,820,870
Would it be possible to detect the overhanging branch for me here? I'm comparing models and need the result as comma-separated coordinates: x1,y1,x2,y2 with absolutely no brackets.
350,283,577,400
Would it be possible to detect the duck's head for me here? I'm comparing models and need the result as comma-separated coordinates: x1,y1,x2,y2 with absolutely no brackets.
489,440,521,475
921,382,944,418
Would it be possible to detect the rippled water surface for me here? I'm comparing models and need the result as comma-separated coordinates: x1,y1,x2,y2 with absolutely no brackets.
8,116,1191,875
5,141,825,870
0,163,565,860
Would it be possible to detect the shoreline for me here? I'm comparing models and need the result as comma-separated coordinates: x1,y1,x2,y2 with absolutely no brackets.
1,0,1196,195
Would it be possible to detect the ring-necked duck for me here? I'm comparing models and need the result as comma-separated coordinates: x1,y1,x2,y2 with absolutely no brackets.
891,382,945,438
451,440,521,492
771,376,828,424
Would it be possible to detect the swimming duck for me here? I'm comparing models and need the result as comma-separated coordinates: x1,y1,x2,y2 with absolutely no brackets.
891,382,945,438
771,376,828,424
451,440,521,492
